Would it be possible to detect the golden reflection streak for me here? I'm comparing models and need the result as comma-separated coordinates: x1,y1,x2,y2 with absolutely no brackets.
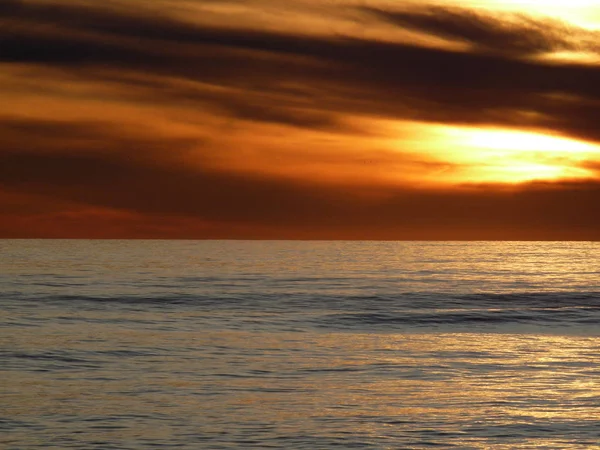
6,321,599,448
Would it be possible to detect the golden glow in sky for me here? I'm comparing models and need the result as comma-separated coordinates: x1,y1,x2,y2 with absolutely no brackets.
433,127,600,184
0,0,599,239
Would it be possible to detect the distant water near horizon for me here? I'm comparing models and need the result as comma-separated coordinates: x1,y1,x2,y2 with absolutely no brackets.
2,240,599,449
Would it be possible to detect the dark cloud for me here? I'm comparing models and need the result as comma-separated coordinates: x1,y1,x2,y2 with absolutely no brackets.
363,6,589,56
0,117,202,162
3,0,600,142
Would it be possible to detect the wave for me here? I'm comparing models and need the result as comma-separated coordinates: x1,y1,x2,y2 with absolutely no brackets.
5,291,599,307
316,306,600,330
4,291,599,332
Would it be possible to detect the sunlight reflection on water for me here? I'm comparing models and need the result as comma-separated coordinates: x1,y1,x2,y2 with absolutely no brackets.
2,240,599,448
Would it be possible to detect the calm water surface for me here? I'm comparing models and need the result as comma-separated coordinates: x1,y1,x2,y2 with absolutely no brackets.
1,240,599,449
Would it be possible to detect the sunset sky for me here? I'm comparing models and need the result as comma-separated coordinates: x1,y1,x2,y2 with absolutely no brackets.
1,0,599,239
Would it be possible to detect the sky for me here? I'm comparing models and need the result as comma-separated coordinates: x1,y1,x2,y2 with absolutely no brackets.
1,0,599,240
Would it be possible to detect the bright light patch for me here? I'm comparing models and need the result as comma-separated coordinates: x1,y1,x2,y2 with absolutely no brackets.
464,128,597,154
534,51,600,65
420,0,600,29
400,124,600,185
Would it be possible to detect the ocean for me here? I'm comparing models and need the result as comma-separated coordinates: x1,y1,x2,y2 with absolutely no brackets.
1,240,599,449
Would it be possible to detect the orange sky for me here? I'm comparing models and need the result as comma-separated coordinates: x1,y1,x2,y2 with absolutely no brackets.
1,0,599,239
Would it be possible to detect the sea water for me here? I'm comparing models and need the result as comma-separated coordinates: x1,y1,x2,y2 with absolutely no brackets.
1,240,599,449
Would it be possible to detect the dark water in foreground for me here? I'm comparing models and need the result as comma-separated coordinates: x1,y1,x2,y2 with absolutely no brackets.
2,240,599,449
